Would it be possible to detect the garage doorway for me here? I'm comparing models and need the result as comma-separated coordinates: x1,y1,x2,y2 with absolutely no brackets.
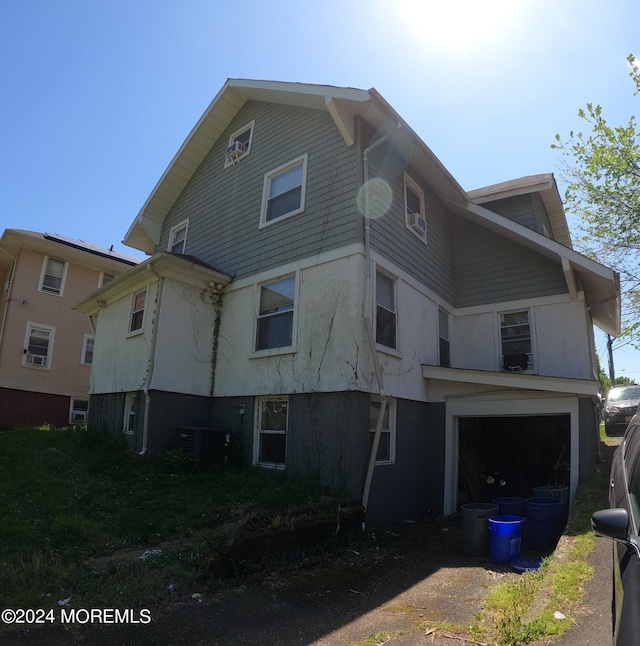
458,415,570,504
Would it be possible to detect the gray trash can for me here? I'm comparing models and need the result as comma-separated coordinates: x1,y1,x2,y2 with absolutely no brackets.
461,503,499,556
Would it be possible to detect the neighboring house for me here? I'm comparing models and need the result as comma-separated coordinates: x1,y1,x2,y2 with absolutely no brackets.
74,80,620,523
0,229,140,429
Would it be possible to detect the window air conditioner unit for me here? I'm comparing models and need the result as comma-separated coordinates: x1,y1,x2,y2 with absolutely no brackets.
72,411,88,423
27,355,46,367
409,212,427,234
227,141,247,157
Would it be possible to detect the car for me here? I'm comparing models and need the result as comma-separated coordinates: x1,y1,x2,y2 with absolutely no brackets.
602,385,640,435
591,412,640,646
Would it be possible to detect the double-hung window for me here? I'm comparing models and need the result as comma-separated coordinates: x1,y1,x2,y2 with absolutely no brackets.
100,272,115,288
500,310,532,371
168,220,188,254
260,155,307,225
224,120,254,167
376,269,396,349
255,396,288,468
81,334,94,365
256,276,295,351
23,322,54,368
404,173,426,242
438,308,450,368
369,396,396,464
129,290,146,333
123,392,138,434
39,256,67,295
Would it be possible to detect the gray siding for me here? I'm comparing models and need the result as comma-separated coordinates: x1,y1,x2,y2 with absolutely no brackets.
159,101,362,278
366,141,455,304
452,218,568,308
480,193,552,238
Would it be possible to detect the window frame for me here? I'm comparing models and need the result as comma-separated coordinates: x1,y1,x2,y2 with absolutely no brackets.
438,307,451,368
259,154,308,227
128,289,147,335
224,120,255,168
167,219,189,254
22,321,55,369
254,274,297,354
404,172,427,243
369,396,396,465
499,308,534,371
38,256,68,296
81,333,95,365
70,398,89,424
375,268,397,350
99,272,115,288
254,396,288,469
123,392,138,435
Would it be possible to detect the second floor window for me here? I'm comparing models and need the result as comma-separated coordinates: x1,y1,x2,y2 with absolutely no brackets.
376,269,396,349
500,310,532,371
82,334,95,365
256,276,295,351
129,290,146,333
40,256,66,295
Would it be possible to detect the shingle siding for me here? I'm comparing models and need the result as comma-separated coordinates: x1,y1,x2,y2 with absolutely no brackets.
159,101,362,279
452,218,568,308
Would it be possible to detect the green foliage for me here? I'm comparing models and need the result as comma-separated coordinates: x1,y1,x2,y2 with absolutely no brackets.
553,53,640,348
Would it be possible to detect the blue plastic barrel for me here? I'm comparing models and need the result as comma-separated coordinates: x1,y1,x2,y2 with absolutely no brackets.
492,496,527,518
489,515,524,563
532,485,569,531
526,497,563,550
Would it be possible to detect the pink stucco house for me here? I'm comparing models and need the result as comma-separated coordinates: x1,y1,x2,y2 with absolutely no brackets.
0,229,140,428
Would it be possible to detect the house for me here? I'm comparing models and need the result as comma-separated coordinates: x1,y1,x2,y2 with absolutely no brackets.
74,80,620,523
0,229,140,429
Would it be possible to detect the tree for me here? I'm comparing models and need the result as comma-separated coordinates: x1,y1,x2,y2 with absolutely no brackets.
553,54,640,347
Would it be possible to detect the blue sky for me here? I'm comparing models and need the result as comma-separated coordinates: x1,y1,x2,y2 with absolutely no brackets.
1,0,639,378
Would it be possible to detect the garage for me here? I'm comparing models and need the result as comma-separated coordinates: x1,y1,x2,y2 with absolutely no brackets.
457,414,570,504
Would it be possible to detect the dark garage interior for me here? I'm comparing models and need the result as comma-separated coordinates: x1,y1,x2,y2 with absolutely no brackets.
458,415,570,505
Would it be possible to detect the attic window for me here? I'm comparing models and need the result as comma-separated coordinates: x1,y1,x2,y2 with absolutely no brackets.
225,120,254,167
168,220,188,254
404,173,426,242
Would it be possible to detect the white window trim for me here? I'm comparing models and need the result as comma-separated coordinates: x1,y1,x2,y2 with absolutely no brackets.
167,219,189,254
123,392,137,435
22,321,55,370
69,398,89,424
224,120,255,168
251,273,298,357
374,267,399,353
99,271,115,288
254,395,288,469
38,256,68,297
127,288,147,337
496,308,536,372
259,154,308,228
81,333,94,366
370,396,396,465
404,172,427,243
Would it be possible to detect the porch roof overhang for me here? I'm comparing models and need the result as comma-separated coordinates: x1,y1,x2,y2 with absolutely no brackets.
74,251,231,316
421,364,600,398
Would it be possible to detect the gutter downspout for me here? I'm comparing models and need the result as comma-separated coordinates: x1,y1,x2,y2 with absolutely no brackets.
140,263,164,456
0,247,17,349
361,121,401,513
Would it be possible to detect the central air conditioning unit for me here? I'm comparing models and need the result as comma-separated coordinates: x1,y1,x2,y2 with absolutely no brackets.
225,141,246,165
409,212,427,234
175,427,229,468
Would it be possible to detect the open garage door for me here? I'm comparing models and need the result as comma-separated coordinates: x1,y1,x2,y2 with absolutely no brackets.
458,415,570,504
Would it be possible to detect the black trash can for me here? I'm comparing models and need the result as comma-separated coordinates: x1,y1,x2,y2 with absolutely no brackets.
461,503,499,556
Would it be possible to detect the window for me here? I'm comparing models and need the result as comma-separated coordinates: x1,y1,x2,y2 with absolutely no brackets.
100,272,115,288
376,269,396,349
438,308,450,368
500,310,532,371
81,334,94,365
129,290,146,333
123,392,138,434
255,397,288,468
404,173,426,242
168,220,188,254
23,322,54,368
369,396,396,464
256,276,295,351
39,256,67,295
70,399,89,424
260,155,308,225
224,120,254,167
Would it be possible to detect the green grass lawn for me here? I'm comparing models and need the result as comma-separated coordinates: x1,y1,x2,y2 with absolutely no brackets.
0,427,329,610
